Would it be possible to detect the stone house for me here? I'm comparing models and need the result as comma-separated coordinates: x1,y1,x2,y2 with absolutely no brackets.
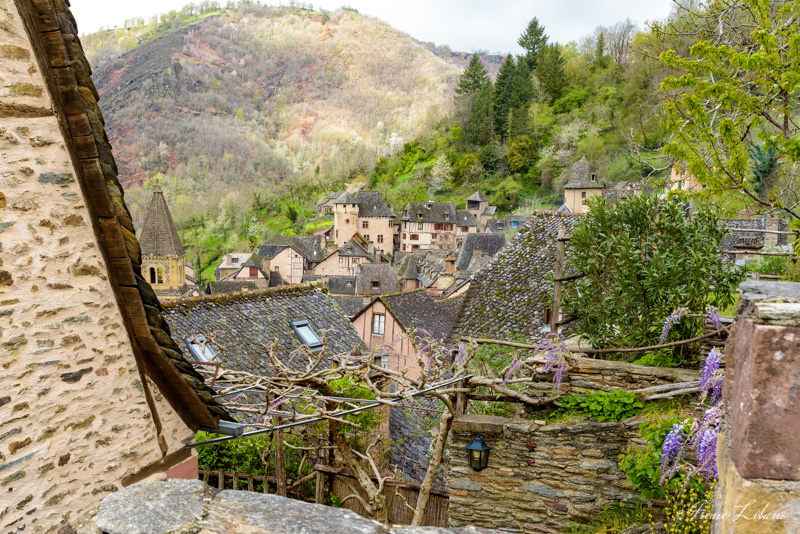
351,290,459,380
315,190,342,216
333,191,396,256
313,233,383,278
258,235,326,285
162,284,366,377
214,253,261,281
465,190,496,229
217,253,269,289
561,157,605,214
452,212,582,343
398,200,461,252
669,166,703,194
721,215,789,262
485,215,528,233
0,3,230,530
139,185,188,300
355,263,401,297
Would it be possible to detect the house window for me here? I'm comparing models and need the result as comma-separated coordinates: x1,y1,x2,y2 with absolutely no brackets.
403,233,407,239
402,244,406,251
372,314,385,335
362,220,369,229
412,245,420,250
444,213,450,220
232,257,239,264
410,234,419,241
340,257,344,264
372,281,380,289
184,335,220,363
290,319,323,350
581,191,587,199
418,223,423,230
591,173,596,182
512,221,518,228
461,226,468,232
417,213,423,219
365,235,370,242
249,267,258,277
345,219,350,224
377,234,384,243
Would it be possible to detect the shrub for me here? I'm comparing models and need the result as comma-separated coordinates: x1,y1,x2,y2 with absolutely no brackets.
559,389,644,422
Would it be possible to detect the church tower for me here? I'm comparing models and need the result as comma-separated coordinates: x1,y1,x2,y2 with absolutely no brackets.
140,184,187,299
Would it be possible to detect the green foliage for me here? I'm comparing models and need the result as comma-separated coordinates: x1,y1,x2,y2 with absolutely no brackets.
569,501,650,534
744,248,800,282
664,475,715,534
455,53,490,95
492,55,517,140
559,390,644,422
518,17,548,69
619,416,680,500
536,43,566,101
563,194,746,353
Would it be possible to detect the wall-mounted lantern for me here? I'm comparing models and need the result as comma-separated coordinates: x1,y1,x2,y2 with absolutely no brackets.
467,435,491,471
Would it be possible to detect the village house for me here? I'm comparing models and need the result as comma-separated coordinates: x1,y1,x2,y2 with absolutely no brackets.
313,232,386,277
669,166,703,194
351,290,459,380
258,235,326,285
560,157,605,214
316,190,343,216
333,191,396,256
465,190,496,229
485,214,529,233
216,253,269,288
452,212,582,343
139,185,189,300
0,3,231,530
398,200,460,251
214,252,261,281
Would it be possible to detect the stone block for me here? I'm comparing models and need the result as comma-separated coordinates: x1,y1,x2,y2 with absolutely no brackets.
452,414,508,434
528,484,563,499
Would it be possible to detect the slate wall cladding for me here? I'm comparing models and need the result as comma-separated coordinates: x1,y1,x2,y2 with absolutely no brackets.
448,415,641,533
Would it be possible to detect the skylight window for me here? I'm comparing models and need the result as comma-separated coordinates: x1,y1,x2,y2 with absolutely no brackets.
184,335,220,363
291,319,323,350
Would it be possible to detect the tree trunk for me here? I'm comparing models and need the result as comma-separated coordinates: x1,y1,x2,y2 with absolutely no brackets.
328,419,389,524
411,407,454,526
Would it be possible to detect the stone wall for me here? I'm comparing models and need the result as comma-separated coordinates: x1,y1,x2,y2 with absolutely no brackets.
713,282,800,533
447,415,642,533
64,479,498,534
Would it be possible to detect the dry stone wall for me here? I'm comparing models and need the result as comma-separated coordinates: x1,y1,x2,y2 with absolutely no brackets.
448,415,642,533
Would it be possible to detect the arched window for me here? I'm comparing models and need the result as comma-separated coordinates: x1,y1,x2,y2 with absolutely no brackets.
149,267,156,284
157,267,164,284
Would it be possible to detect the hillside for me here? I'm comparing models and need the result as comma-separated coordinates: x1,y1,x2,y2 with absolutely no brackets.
85,4,461,231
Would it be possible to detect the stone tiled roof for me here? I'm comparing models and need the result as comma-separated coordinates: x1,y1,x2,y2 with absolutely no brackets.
564,157,604,189
369,290,458,343
162,285,366,376
216,253,257,270
338,236,374,258
436,295,466,322
400,257,420,280
453,212,582,343
140,187,185,257
206,281,259,294
328,275,357,295
335,191,358,204
402,201,457,223
441,278,470,298
333,296,369,318
15,0,227,426
355,191,396,218
455,210,477,227
467,191,489,202
356,263,400,295
456,233,506,271
486,215,530,233
258,235,326,262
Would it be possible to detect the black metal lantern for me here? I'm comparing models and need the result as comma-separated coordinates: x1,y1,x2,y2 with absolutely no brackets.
466,435,491,471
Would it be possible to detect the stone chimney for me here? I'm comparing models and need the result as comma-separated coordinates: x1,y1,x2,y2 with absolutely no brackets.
765,214,781,248
473,248,482,259
226,254,232,266
445,257,456,274
262,258,270,273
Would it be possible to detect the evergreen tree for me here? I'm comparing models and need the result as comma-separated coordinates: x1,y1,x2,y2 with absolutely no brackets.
518,17,548,69
492,54,516,140
593,31,608,70
455,53,490,95
510,59,534,109
536,44,566,102
469,82,494,145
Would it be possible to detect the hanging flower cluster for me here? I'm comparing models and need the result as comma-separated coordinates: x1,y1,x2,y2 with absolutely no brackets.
707,305,723,332
539,334,569,391
660,307,689,343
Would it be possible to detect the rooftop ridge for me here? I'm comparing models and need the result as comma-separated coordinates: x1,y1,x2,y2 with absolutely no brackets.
164,282,323,308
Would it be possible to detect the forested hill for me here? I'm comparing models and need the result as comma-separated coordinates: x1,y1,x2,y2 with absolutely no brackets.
84,4,467,229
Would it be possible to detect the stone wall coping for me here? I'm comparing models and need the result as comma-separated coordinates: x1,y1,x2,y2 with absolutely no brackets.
530,353,699,380
451,414,514,434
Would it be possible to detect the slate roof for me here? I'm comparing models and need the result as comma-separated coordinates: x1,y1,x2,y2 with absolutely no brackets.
486,215,529,233
453,212,583,343
338,235,375,258
335,191,358,204
455,210,477,227
163,285,367,376
139,186,186,257
328,275,357,295
206,281,259,294
400,258,420,280
456,233,506,271
216,253,259,271
441,278,470,298
334,296,369,318
356,263,401,295
564,157,604,189
356,290,457,343
16,0,227,427
258,235,326,262
355,191,396,218
467,191,490,202
402,201,457,223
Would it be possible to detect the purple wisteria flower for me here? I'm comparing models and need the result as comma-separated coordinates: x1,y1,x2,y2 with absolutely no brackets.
503,358,522,385
707,305,722,332
660,307,688,344
695,428,718,480
700,348,722,397
540,335,568,391
659,423,685,484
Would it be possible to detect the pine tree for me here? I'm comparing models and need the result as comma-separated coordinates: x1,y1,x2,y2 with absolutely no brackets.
492,54,516,140
518,18,548,69
536,44,566,102
469,83,494,145
455,53,490,95
593,31,608,70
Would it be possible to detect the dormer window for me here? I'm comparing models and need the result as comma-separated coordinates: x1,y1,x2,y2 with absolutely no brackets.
403,210,409,218
231,257,239,264
184,335,220,363
418,213,423,220
591,173,596,182
290,319,323,350
444,213,450,220
372,281,380,289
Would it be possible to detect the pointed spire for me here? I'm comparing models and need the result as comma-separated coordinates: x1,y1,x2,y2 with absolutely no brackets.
140,188,185,257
